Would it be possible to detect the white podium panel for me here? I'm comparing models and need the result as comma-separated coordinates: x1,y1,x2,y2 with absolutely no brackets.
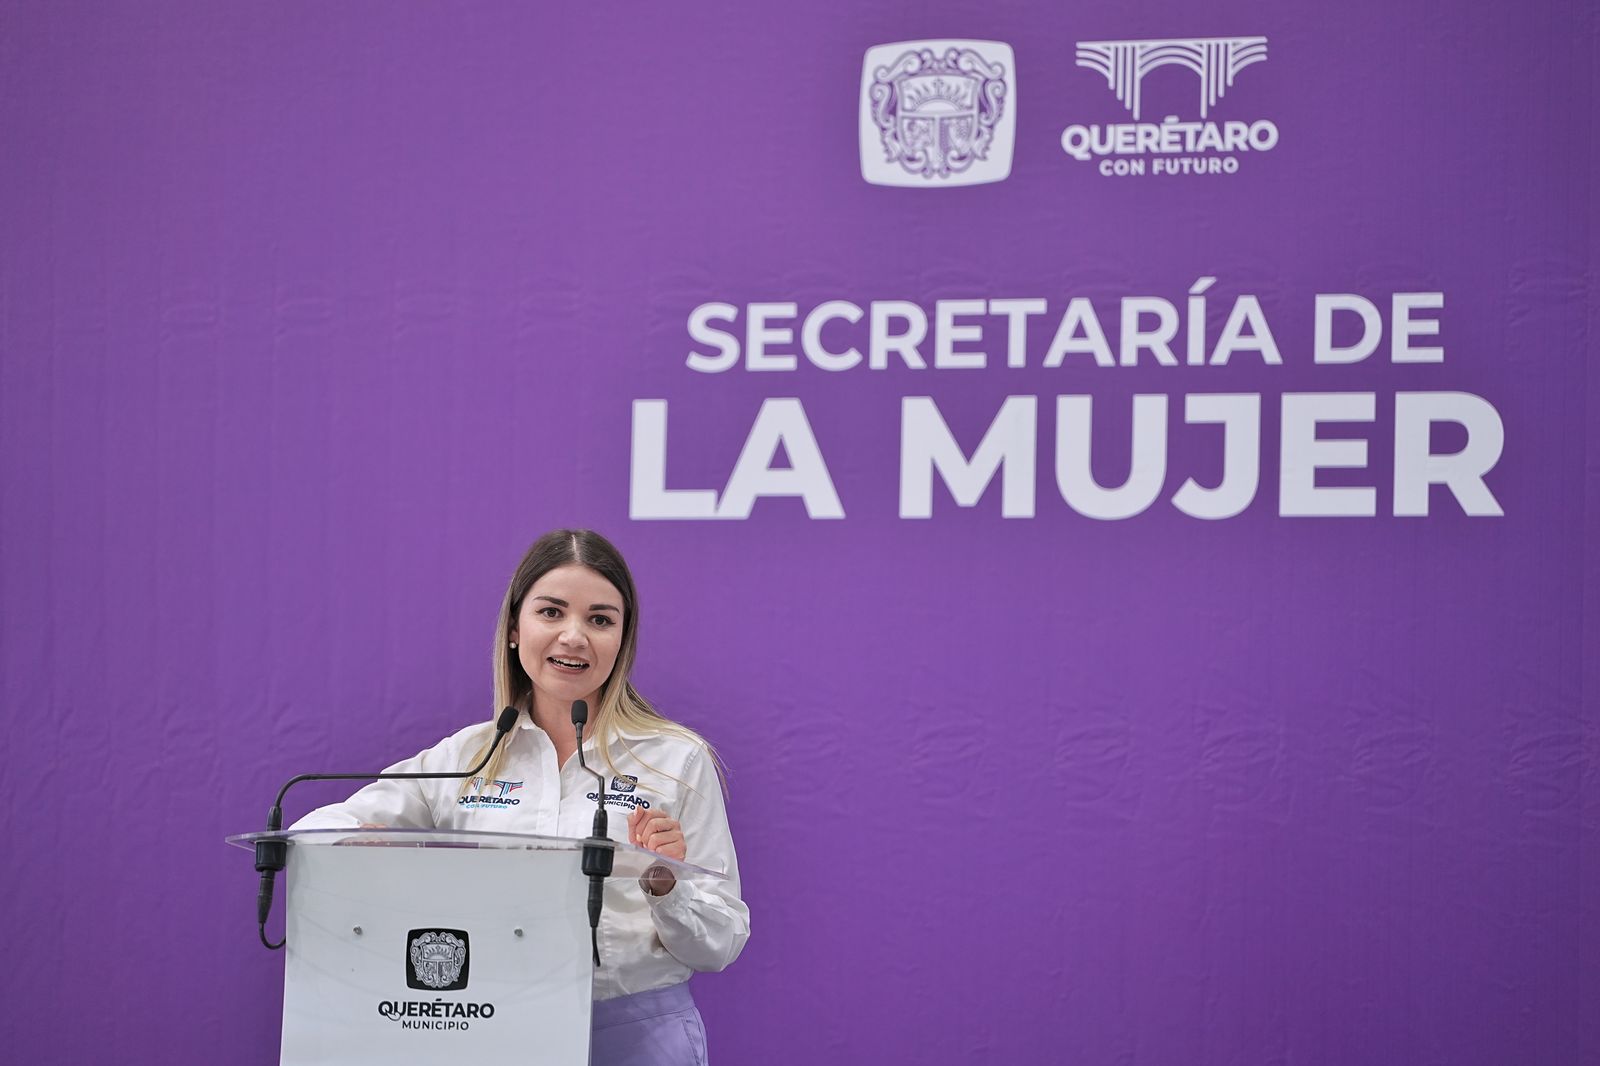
281,844,591,1065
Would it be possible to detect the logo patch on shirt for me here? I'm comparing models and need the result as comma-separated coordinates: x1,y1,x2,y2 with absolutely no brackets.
610,774,638,793
459,777,523,809
588,788,652,812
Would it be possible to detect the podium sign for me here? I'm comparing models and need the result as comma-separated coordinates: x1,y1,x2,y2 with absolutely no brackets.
228,827,726,1065
281,842,591,1064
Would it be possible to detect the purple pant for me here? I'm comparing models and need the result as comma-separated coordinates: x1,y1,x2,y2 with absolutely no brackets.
590,984,707,1066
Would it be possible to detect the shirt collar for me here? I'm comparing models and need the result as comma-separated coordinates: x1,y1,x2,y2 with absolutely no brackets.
513,709,657,744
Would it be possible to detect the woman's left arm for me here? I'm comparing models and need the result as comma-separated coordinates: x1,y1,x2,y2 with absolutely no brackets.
630,744,750,973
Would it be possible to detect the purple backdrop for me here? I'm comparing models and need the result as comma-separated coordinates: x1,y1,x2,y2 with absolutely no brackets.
2,2,1595,1063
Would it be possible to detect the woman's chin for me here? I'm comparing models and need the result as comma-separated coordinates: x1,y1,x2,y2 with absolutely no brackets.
534,675,602,709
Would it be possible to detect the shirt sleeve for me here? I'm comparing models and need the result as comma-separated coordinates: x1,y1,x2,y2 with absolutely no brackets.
286,729,483,830
644,743,751,973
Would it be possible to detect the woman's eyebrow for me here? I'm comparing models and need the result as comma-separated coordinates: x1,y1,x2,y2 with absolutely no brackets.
533,595,620,613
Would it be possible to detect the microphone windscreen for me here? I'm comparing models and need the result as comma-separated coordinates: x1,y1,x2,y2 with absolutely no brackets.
571,699,589,725
495,706,519,733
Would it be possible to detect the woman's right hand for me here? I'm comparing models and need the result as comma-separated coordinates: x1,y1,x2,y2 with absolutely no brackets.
335,823,391,845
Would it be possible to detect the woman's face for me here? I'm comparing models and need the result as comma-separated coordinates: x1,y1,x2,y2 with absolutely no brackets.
511,564,625,715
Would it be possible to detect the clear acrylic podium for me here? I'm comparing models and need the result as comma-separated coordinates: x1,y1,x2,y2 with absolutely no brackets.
226,828,724,1065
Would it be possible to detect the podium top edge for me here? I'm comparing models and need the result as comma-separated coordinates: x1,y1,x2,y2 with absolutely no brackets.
225,828,728,880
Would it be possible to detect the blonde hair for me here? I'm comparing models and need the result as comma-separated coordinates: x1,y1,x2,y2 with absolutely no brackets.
462,529,717,795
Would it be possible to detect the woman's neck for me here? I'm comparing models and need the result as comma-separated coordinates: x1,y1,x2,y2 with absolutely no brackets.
528,693,589,764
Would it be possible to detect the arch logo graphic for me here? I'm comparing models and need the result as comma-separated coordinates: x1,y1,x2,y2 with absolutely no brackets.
1076,37,1267,120
859,39,1016,187
1062,35,1278,178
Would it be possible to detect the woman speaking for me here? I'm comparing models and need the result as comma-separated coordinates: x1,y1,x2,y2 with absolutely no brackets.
292,529,748,1065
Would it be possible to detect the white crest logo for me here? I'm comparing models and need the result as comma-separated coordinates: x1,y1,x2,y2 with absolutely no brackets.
408,930,467,989
859,40,1016,187
1075,37,1267,120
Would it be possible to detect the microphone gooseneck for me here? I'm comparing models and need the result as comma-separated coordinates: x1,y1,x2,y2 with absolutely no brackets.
571,698,613,966
253,705,522,950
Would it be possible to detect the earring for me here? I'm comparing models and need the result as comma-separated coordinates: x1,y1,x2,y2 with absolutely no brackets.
509,642,517,649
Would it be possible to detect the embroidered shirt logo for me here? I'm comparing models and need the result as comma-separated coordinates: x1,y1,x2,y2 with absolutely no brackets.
610,774,638,793
458,777,523,808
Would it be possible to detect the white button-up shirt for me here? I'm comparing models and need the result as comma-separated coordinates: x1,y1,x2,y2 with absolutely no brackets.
290,716,749,1000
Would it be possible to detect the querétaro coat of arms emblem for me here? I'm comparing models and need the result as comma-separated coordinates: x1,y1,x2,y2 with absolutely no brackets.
408,929,468,990
868,46,1008,179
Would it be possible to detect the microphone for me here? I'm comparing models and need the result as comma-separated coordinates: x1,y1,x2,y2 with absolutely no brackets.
571,699,613,966
253,705,522,950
